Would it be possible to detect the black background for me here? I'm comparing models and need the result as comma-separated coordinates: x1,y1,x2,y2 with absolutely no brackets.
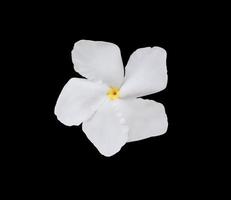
5,2,225,196
32,24,197,182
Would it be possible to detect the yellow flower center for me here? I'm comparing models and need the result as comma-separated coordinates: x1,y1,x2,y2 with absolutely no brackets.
107,87,120,100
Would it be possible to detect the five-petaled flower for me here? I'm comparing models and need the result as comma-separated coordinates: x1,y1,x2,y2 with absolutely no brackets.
55,40,168,157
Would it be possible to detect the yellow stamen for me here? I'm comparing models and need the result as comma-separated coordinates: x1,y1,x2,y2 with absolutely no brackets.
107,87,120,100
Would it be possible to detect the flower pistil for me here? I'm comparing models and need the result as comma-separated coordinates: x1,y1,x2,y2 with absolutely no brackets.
107,87,120,100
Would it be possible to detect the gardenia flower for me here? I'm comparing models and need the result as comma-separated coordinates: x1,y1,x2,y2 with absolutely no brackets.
55,40,168,157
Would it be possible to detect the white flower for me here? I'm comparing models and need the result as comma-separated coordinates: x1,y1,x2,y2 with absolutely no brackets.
55,40,168,157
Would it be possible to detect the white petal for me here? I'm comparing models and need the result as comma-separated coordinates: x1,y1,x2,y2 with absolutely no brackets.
117,98,168,142
120,47,167,98
82,100,128,157
55,78,108,126
72,40,124,87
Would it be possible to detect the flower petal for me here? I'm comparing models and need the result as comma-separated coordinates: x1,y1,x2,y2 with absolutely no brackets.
55,78,108,126
120,47,167,98
117,98,168,142
72,40,124,87
82,100,128,157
